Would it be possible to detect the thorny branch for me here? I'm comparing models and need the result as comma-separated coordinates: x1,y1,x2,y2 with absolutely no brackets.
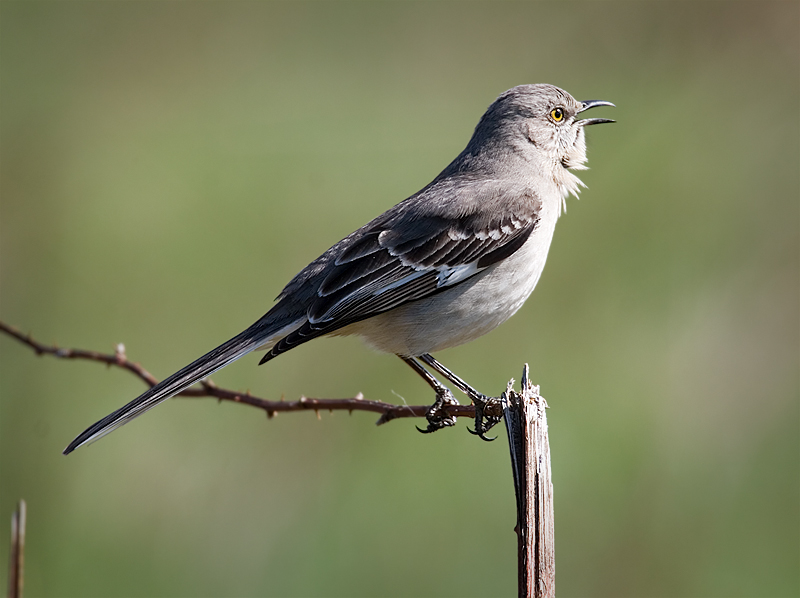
0,320,477,425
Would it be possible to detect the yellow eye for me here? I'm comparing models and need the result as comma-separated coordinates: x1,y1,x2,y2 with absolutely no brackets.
550,107,564,122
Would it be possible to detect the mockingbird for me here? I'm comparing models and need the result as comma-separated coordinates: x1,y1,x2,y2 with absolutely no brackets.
64,83,613,454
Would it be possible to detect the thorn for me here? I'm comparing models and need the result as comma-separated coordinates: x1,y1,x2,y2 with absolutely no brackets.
315,409,321,420
266,410,275,419
376,409,399,426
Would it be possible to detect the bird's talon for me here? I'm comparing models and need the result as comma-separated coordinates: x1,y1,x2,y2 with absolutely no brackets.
418,389,459,435
468,395,502,441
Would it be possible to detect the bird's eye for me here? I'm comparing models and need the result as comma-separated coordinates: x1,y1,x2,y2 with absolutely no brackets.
550,107,565,122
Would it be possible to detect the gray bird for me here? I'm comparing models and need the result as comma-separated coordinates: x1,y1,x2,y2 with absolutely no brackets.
64,83,613,454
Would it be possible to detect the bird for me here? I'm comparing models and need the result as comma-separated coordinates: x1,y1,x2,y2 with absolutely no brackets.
63,84,613,454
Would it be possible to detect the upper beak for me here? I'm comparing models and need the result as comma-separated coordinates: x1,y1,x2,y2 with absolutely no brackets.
577,99,615,125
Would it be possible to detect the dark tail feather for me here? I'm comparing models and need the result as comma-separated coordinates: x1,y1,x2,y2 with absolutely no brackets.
63,323,275,455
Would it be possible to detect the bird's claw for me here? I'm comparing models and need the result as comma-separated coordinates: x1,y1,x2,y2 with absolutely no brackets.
468,394,502,442
466,426,497,441
417,389,459,434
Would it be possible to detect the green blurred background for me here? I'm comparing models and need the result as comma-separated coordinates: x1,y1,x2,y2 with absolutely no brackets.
1,2,797,596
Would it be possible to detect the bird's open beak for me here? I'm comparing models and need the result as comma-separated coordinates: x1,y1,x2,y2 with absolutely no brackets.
577,100,615,125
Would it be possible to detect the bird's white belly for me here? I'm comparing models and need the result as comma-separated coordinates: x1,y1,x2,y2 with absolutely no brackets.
340,204,559,356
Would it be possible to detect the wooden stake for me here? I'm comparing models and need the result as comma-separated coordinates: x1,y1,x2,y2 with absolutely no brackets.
503,366,554,598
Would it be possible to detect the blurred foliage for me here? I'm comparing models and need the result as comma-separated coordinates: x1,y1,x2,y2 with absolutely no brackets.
1,2,797,597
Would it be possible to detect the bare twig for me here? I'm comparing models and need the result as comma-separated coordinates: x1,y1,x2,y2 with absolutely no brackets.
7,499,26,598
0,321,476,424
503,365,554,598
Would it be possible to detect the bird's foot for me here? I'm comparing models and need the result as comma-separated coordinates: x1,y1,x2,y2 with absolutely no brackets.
467,393,503,441
416,389,460,434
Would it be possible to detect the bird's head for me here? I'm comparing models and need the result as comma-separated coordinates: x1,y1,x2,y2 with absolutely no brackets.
464,84,614,204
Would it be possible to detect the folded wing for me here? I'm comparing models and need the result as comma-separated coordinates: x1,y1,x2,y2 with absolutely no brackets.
261,187,541,361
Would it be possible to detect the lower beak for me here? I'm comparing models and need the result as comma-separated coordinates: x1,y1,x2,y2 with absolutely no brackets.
577,99,615,125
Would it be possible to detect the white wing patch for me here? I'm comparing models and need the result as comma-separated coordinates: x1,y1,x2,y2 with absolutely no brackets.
371,260,483,298
372,269,429,296
436,262,481,287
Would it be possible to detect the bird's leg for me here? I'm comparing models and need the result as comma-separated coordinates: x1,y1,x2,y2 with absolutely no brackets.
399,356,459,434
418,354,502,441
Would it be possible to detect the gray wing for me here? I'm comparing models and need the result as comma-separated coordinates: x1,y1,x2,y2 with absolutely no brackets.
261,186,541,361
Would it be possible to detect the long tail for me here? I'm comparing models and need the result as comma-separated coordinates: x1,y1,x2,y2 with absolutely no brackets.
63,321,286,455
